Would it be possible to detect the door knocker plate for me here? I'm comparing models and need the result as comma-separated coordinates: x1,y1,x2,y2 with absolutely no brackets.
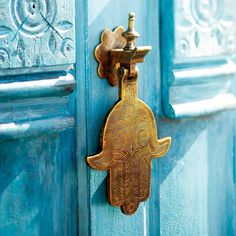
95,26,126,86
87,13,171,215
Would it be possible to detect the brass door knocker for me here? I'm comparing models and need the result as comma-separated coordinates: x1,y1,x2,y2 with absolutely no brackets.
87,13,171,215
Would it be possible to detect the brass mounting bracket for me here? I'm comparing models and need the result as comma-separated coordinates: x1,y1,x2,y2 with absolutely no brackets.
95,26,126,85
95,13,151,86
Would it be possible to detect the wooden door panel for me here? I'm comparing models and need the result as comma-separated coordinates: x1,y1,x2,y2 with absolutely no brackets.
158,114,235,235
0,132,76,236
77,0,236,235
77,0,162,235
0,0,75,71
0,77,76,235
161,0,236,118
158,0,236,235
0,0,235,235
0,0,76,235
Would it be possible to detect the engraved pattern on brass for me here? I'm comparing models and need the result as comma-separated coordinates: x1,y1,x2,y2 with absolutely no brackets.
87,68,171,215
87,13,171,215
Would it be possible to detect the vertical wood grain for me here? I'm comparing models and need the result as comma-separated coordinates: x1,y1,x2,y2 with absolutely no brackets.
76,0,236,235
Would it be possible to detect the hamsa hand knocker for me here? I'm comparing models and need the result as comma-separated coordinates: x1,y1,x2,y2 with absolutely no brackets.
87,13,171,215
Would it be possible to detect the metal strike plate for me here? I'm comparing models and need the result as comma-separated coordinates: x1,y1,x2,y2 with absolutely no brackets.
87,13,171,215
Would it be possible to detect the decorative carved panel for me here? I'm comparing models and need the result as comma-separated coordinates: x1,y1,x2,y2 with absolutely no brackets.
161,0,236,118
0,0,75,71
175,0,236,59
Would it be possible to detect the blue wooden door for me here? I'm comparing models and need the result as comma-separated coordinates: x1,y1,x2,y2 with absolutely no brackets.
0,0,236,235
77,0,236,235
0,0,77,235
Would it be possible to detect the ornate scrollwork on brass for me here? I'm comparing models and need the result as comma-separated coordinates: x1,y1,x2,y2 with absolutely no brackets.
87,13,171,215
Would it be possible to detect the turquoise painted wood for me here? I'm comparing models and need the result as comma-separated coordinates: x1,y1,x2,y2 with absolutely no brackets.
0,0,235,235
0,0,77,235
161,0,236,118
76,0,236,235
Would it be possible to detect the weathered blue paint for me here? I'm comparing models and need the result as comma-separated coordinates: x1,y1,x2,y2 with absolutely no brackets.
76,0,236,235
0,131,77,236
0,0,235,235
161,0,236,118
76,0,163,235
0,0,75,70
0,0,77,235
0,85,77,236
158,114,235,235
0,73,75,101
